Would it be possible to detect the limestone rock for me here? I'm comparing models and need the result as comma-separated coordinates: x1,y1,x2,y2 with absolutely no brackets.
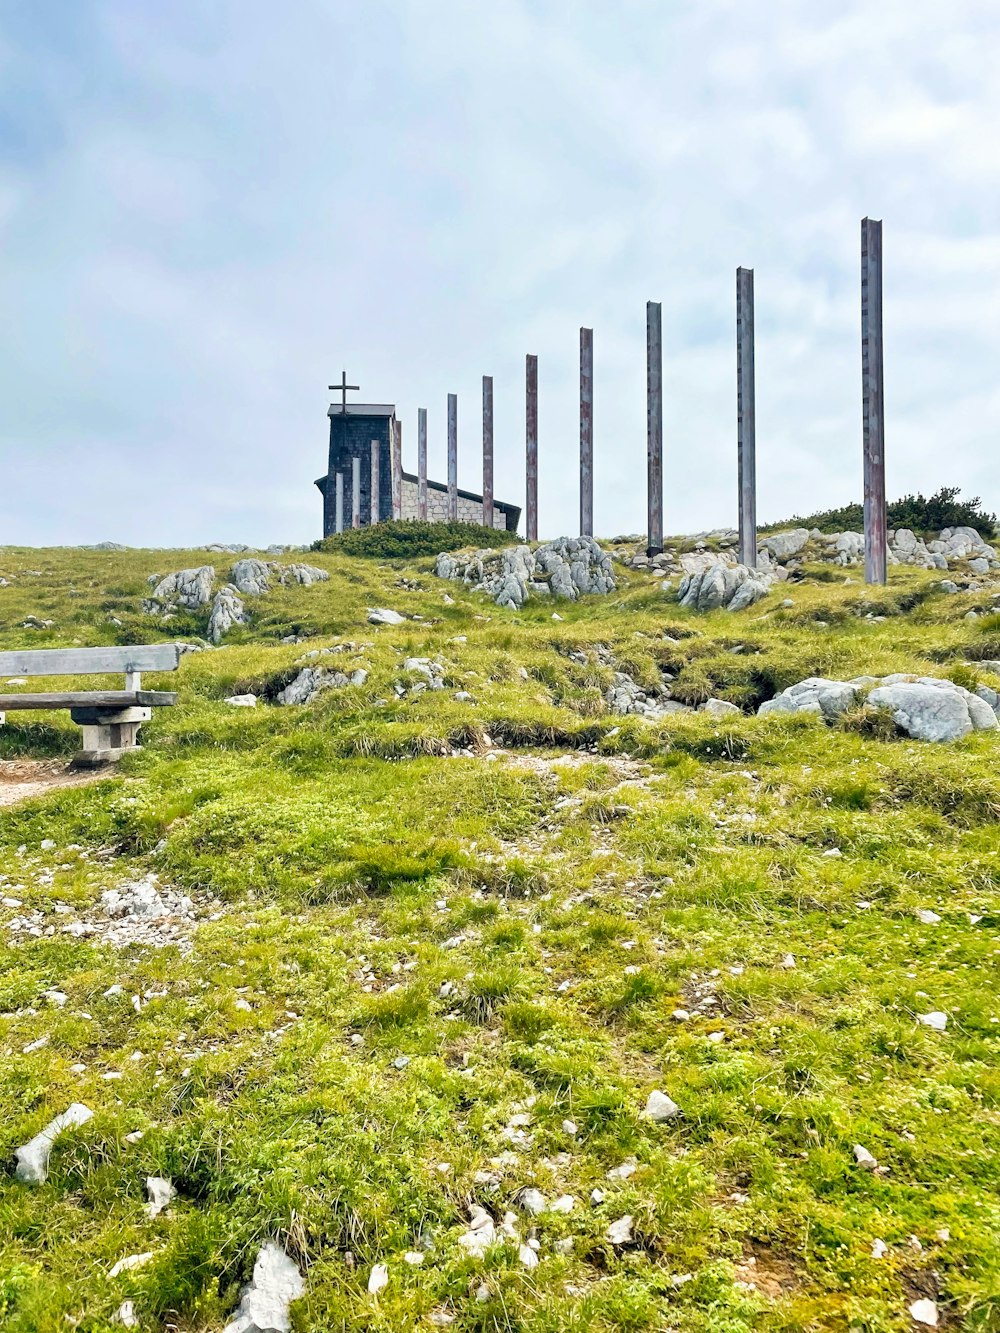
435,538,615,609
678,561,774,613
145,1176,176,1218
759,529,810,560
230,559,274,596
15,1103,94,1184
458,1205,496,1257
281,564,329,587
368,607,405,625
143,566,215,614
759,678,860,720
701,697,741,718
867,678,998,742
606,1215,634,1246
225,694,258,707
208,586,248,644
909,1298,939,1327
223,1242,305,1333
643,1089,681,1122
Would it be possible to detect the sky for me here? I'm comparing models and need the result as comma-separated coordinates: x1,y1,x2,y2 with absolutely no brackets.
1,0,998,547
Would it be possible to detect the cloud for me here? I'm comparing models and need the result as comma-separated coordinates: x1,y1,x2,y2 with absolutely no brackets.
0,0,998,544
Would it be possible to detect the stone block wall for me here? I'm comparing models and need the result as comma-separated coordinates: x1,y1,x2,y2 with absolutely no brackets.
400,479,507,529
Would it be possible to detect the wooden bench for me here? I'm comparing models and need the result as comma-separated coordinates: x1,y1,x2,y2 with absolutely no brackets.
0,644,181,767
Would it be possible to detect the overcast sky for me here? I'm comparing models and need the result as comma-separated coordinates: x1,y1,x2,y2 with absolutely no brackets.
1,0,998,546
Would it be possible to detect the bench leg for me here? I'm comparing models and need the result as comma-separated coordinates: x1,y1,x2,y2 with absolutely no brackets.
69,706,152,768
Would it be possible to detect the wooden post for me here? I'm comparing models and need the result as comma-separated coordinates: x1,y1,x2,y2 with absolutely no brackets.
447,393,458,521
351,455,361,529
862,217,887,585
646,302,663,555
580,328,593,537
370,439,380,525
335,471,344,534
417,408,428,519
391,419,403,520
736,268,757,568
482,375,494,528
526,353,538,542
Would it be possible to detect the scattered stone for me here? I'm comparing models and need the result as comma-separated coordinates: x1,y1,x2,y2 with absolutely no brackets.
146,1176,175,1219
458,1205,496,1258
403,1251,424,1265
678,561,775,613
225,694,258,707
561,1119,578,1136
909,1298,939,1327
916,909,941,925
436,537,615,609
14,1103,93,1184
643,1089,681,1122
108,1252,154,1278
223,1242,305,1333
780,954,796,969
607,1161,636,1181
42,989,68,1007
116,1300,138,1327
208,586,249,644
918,1011,948,1031
518,1243,539,1269
368,607,405,626
701,697,741,718
368,1263,389,1295
870,1238,888,1259
760,673,1000,741
606,1215,634,1246
853,1144,879,1172
517,1187,546,1216
143,566,215,614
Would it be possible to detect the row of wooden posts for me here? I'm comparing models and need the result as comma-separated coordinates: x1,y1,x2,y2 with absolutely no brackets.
331,217,888,586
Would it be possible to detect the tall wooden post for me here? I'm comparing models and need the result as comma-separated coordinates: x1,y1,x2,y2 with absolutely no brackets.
351,455,361,529
526,353,538,542
736,268,757,568
370,440,380,525
862,217,887,585
482,375,494,528
335,471,344,534
417,408,428,519
580,328,593,537
447,393,458,520
391,419,403,520
646,302,663,556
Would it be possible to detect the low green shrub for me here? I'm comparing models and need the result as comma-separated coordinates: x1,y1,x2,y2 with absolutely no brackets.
765,486,997,538
313,519,519,559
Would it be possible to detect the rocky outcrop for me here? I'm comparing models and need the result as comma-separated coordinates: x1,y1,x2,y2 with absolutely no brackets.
143,566,215,614
207,586,248,644
14,1103,93,1184
276,666,367,705
606,672,690,719
230,559,273,596
280,563,329,587
759,673,1000,741
435,538,616,609
678,562,775,613
223,1242,304,1333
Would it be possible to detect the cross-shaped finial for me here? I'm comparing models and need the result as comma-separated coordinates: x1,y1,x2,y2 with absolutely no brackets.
328,369,360,413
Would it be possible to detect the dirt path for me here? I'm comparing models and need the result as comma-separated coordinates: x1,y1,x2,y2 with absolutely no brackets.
0,759,111,807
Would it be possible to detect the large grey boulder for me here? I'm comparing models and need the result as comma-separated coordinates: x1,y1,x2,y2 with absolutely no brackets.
759,529,810,561
15,1103,93,1184
435,538,615,609
230,559,274,596
208,586,248,644
606,671,691,719
759,678,860,720
368,607,405,626
223,1242,305,1333
276,666,366,705
143,566,215,613
280,564,329,587
867,678,998,741
678,562,773,613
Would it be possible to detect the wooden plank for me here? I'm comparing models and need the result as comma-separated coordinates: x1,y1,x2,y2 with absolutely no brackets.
526,354,538,542
0,644,180,677
391,419,403,519
736,267,757,568
417,408,428,519
447,393,458,521
862,217,887,585
579,328,593,537
370,439,380,524
646,301,663,556
482,377,494,528
0,690,177,710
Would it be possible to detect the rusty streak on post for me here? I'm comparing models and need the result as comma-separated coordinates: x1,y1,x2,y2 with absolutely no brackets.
370,440,380,525
736,268,757,568
482,376,494,528
646,302,663,556
526,354,538,542
391,419,403,520
580,328,593,537
447,393,458,520
351,455,361,529
862,217,887,585
417,408,428,519
335,471,344,534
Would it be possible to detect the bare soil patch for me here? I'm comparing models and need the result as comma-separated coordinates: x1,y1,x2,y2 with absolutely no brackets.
0,759,111,807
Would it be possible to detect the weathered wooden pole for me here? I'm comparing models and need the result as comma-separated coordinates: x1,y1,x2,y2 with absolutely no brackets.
351,455,361,529
447,393,458,520
335,471,344,534
482,375,494,528
646,302,663,556
391,419,403,520
370,440,380,525
862,217,887,585
580,328,593,537
417,408,428,519
526,353,538,541
736,268,757,568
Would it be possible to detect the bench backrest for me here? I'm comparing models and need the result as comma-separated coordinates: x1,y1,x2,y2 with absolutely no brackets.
0,645,181,677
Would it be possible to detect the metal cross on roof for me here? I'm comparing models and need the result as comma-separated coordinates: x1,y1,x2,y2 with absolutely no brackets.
328,369,360,413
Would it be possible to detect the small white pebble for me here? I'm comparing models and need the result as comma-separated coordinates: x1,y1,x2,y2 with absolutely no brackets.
853,1144,878,1171
916,909,941,925
918,1011,948,1031
871,1238,888,1259
403,1251,424,1265
367,1263,389,1295
909,1298,938,1327
561,1119,577,1136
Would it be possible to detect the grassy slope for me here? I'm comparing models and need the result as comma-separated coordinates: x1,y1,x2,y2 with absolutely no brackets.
1,544,999,1333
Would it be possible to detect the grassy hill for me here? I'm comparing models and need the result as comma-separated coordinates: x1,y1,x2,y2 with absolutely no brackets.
1,541,999,1332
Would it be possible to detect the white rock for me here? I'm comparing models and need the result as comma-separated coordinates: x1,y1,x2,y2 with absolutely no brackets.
14,1103,93,1184
108,1252,155,1278
916,909,941,925
607,1161,636,1181
918,1011,948,1031
223,1242,305,1333
518,1243,539,1269
116,1300,138,1327
458,1205,496,1257
225,694,258,707
853,1144,879,1172
42,989,68,1007
780,954,796,969
518,1187,546,1215
550,1195,576,1213
367,1264,389,1295
871,1238,888,1259
606,1214,634,1246
146,1176,176,1219
643,1089,681,1122
403,1251,424,1265
368,607,406,626
909,1298,939,1327
561,1119,577,1136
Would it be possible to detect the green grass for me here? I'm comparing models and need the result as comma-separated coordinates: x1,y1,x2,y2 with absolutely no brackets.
1,543,999,1331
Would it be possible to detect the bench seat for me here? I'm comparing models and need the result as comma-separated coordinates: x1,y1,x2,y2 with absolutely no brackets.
0,691,178,711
